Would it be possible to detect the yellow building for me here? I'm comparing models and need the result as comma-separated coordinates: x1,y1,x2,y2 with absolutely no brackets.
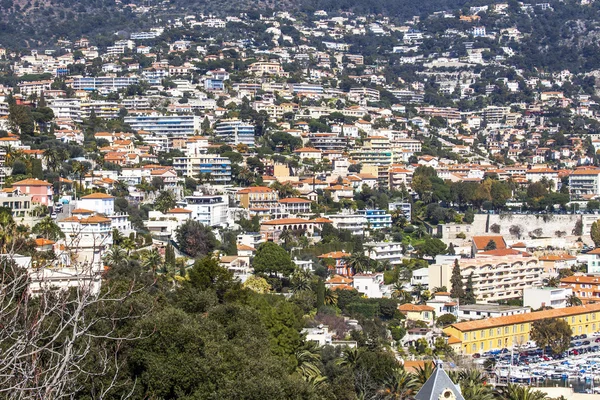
443,303,600,355
398,303,435,326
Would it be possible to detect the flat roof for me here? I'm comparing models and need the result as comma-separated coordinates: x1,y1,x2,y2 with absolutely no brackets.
459,304,530,312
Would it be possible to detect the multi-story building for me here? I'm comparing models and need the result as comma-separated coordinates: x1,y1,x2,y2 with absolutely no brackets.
523,287,573,309
48,98,83,123
172,154,232,184
457,304,531,321
277,197,312,215
324,213,368,236
177,195,229,227
561,275,600,301
569,168,600,198
357,209,392,230
125,114,201,137
11,178,53,206
236,187,279,211
353,273,391,298
0,188,36,225
80,101,119,119
364,242,404,266
215,119,255,147
429,255,544,303
71,76,139,92
444,303,600,355
57,214,113,270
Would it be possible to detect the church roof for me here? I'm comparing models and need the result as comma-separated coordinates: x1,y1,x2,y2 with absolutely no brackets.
415,365,465,400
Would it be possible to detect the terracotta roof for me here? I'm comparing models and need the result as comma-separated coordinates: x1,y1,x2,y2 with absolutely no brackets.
478,248,527,256
167,208,192,214
330,284,354,291
262,218,313,225
539,254,576,261
312,217,333,223
447,336,461,344
219,255,238,263
472,235,506,250
71,208,95,214
35,238,55,246
13,178,51,186
398,303,435,312
236,244,256,251
561,276,600,285
512,242,527,248
81,192,114,199
447,303,600,333
587,248,600,255
326,275,353,284
278,197,312,204
237,186,274,194
318,251,350,259
294,147,321,153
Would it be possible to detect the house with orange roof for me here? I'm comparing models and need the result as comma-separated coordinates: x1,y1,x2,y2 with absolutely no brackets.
538,253,577,274
260,217,319,242
277,197,313,214
294,147,322,161
236,186,279,210
398,303,435,325
471,235,507,254
11,178,53,206
57,213,113,270
318,250,352,276
444,303,600,355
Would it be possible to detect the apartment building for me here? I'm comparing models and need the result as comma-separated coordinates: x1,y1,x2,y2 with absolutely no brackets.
215,119,255,147
11,178,53,206
523,287,573,309
125,114,201,137
364,242,404,266
444,303,600,355
569,168,600,198
278,197,313,215
0,188,36,225
236,186,279,211
172,154,232,184
177,195,229,227
71,76,139,92
324,212,368,236
58,214,113,270
560,275,600,301
429,255,544,303
357,209,392,230
48,98,83,123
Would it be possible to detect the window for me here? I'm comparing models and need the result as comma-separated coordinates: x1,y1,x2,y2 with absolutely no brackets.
464,334,468,341
472,344,477,352
498,339,502,347
489,329,493,337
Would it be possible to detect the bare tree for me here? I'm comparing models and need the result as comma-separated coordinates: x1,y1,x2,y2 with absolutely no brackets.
0,220,151,399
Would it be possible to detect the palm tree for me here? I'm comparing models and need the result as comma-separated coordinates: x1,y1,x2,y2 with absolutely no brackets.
380,367,418,399
344,253,368,274
414,362,434,386
122,237,137,255
43,148,60,172
279,228,296,249
142,248,162,274
32,216,65,241
291,269,312,293
71,161,89,197
324,288,338,306
546,277,560,287
103,247,127,268
494,383,548,400
336,347,361,369
391,283,413,304
566,294,582,307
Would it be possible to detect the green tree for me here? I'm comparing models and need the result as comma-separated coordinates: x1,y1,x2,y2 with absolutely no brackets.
495,383,548,400
450,259,465,301
484,239,497,251
253,242,295,277
591,219,600,247
154,190,176,214
530,318,572,355
464,273,476,305
175,220,218,258
417,238,447,258
32,216,64,241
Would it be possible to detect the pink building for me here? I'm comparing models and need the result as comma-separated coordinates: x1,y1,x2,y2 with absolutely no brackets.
12,178,53,206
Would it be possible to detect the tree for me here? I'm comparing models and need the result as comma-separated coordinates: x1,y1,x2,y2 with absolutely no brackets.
243,275,272,293
32,216,65,241
436,313,457,327
417,238,447,258
450,259,465,301
509,224,523,239
252,242,295,277
103,246,128,268
592,220,600,247
155,190,176,213
175,220,218,258
566,294,582,307
495,383,548,400
463,273,476,305
530,318,572,355
484,239,497,251
380,367,418,399
141,248,162,274
188,255,236,296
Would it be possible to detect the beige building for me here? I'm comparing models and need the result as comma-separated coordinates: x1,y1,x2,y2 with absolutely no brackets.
428,254,544,303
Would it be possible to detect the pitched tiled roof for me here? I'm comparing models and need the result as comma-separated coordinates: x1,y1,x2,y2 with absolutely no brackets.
472,235,506,250
81,192,114,199
13,178,51,186
447,303,600,333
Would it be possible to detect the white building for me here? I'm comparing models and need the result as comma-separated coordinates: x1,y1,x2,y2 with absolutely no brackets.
457,304,531,320
353,273,391,298
523,287,573,309
57,214,113,270
178,195,229,227
325,212,367,236
364,242,404,266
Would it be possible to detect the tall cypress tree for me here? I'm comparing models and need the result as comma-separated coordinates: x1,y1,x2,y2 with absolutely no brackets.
464,272,476,305
450,259,465,301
